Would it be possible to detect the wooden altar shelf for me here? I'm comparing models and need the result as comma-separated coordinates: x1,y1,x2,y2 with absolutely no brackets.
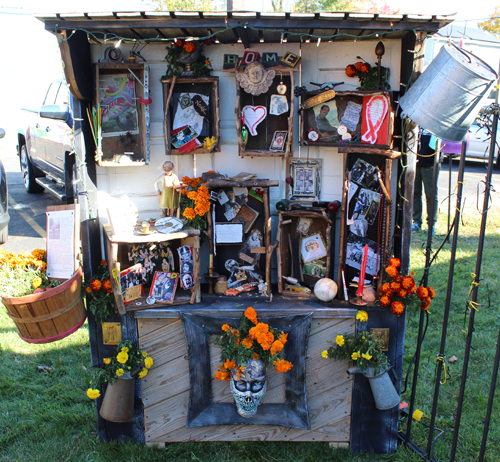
102,223,201,315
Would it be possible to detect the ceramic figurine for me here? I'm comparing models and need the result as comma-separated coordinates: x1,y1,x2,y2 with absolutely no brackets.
154,161,181,217
236,62,275,96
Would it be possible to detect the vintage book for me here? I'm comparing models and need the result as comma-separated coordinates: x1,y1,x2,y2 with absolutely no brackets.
120,264,144,305
232,204,259,234
148,272,179,304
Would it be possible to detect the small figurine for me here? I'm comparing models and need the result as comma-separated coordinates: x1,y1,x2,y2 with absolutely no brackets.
154,161,182,217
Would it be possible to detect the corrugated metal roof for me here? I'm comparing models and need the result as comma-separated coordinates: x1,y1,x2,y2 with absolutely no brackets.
35,10,454,46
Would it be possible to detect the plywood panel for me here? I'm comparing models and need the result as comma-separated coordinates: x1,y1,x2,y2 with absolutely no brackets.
140,314,354,443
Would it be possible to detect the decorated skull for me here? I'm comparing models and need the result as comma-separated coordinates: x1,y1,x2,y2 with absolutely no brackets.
230,359,267,418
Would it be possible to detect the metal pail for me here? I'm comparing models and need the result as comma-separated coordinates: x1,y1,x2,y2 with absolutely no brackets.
400,43,497,142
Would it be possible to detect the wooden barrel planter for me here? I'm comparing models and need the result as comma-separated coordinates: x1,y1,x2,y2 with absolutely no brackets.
2,266,86,344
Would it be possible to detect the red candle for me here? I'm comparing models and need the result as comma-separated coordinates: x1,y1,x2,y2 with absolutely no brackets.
356,245,369,297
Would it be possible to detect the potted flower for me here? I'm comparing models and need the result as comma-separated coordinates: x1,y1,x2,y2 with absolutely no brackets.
345,58,390,91
179,175,211,233
86,340,153,422
213,307,293,418
84,260,115,325
323,330,399,410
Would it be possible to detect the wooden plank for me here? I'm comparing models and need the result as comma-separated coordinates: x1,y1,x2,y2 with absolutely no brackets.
137,318,171,337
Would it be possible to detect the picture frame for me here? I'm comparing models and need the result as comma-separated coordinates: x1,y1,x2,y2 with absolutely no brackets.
148,272,179,304
120,263,144,305
301,232,328,263
232,204,259,234
269,130,288,151
287,158,322,201
296,217,313,235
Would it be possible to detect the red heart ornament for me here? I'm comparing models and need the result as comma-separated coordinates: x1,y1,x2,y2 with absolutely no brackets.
242,106,267,136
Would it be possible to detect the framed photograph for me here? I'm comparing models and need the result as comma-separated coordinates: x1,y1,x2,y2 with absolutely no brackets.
232,204,259,234
287,158,322,201
296,217,313,235
171,125,198,149
180,273,195,290
120,264,144,305
269,95,289,116
269,131,288,151
303,259,327,279
301,233,327,263
99,75,139,136
148,272,179,304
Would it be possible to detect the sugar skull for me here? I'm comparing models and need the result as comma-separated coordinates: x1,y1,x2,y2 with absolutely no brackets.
230,359,267,418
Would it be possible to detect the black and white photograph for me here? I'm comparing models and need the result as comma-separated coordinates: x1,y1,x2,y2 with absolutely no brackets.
351,189,380,221
296,217,313,235
349,219,369,238
269,95,289,116
350,158,379,190
345,234,379,276
178,245,193,263
295,167,315,195
180,273,195,290
224,190,242,221
238,230,263,266
149,272,179,304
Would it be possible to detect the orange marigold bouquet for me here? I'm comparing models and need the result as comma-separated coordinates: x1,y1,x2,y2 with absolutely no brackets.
213,307,293,381
179,174,211,232
378,258,435,315
0,248,60,299
84,260,115,324
345,58,390,91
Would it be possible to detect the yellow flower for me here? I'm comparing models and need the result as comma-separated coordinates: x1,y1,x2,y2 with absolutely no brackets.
144,356,153,369
116,352,128,364
116,368,124,377
121,347,129,353
142,351,148,357
138,368,148,379
103,358,111,365
336,335,345,346
32,277,42,289
351,352,360,361
86,388,100,400
356,310,368,322
321,350,329,359
362,353,372,360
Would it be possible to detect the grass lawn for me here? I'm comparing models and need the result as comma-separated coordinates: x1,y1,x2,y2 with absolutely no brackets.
1,203,499,461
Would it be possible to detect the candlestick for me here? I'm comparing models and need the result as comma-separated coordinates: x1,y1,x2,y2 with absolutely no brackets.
209,254,214,277
356,245,369,297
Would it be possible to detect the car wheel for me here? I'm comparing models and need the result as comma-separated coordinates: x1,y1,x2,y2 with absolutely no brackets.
0,225,7,244
20,145,44,193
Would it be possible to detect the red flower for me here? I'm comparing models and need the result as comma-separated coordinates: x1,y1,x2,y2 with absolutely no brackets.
390,301,405,316
345,64,356,77
204,38,213,46
174,38,184,47
183,41,196,53
354,61,364,71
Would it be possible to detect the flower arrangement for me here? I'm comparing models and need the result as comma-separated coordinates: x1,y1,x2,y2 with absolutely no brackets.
345,59,390,91
213,307,293,381
322,330,390,374
179,174,211,232
378,258,435,315
0,248,61,298
84,260,115,325
163,38,213,78
86,339,153,399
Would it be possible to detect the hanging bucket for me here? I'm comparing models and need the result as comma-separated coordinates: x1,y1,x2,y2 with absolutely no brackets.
348,366,400,410
2,267,86,344
400,43,497,142
99,376,135,423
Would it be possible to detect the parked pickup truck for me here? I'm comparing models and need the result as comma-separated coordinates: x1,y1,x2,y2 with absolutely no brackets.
17,80,76,203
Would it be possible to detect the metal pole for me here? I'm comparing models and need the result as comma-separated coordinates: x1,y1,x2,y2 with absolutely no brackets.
447,154,453,242
450,110,499,461
425,140,467,456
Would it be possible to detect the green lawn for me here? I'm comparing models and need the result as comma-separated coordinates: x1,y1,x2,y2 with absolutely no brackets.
1,205,499,461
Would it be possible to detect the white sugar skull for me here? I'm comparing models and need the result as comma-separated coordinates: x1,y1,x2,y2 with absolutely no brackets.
230,359,267,418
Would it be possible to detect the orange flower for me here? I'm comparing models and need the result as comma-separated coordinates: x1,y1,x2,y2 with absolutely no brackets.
245,307,258,324
360,63,370,74
427,287,436,300
385,266,398,279
389,258,401,268
174,38,184,47
354,61,364,71
249,322,269,340
102,279,112,292
242,337,253,349
85,287,92,294
183,41,196,53
416,286,429,300
390,281,401,292
100,260,108,266
223,359,236,370
180,188,189,195
222,324,230,332
421,298,431,311
402,276,415,290
257,331,274,350
380,282,391,294
90,279,102,291
390,301,405,316
380,295,391,306
279,332,288,344
271,340,284,355
253,352,260,360
187,191,198,200
398,288,408,298
345,64,356,77
194,203,209,217
274,359,293,373
214,370,230,381
183,208,196,220
407,284,417,294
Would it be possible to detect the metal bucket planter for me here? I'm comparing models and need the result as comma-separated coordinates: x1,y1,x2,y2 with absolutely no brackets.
349,366,400,410
2,267,86,344
99,376,135,423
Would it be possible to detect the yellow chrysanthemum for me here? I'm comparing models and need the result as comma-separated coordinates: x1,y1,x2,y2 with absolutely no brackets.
121,347,129,353
103,358,111,365
144,356,153,369
138,368,148,379
362,353,372,360
336,335,345,346
321,350,329,359
116,368,124,377
116,352,128,364
356,310,368,323
86,388,100,400
351,352,360,361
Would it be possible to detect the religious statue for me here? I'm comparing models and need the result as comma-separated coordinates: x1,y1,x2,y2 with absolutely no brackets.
236,62,275,96
154,161,182,217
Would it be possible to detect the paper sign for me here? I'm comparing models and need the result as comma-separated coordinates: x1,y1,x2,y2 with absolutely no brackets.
340,101,363,132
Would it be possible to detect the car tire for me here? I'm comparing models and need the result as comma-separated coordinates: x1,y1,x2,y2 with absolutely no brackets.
0,225,8,244
21,145,44,193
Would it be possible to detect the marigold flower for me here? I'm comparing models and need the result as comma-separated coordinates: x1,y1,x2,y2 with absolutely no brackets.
103,358,111,365
249,322,269,340
360,63,370,73
390,281,401,291
242,337,253,349
144,356,153,369
204,38,213,46
86,388,100,400
245,307,258,324
407,284,417,294
180,188,189,195
100,260,108,266
183,207,196,220
90,279,102,291
194,203,209,217
416,286,429,300
31,276,42,289
380,282,391,294
279,333,288,344
380,295,391,306
362,353,372,360
174,38,184,47
205,59,211,67
224,359,236,370
274,359,293,373
257,331,274,350
121,347,129,353
398,288,408,298
214,370,231,381
183,41,196,53
389,257,401,268
253,352,260,360
222,324,230,332
271,340,284,355
385,266,398,279
102,279,112,292
390,301,405,316
85,287,92,294
427,287,436,300
116,352,128,364
336,334,345,346
351,352,360,360
187,191,198,200
138,368,148,379
354,61,364,71
116,368,124,377
322,350,329,359
356,310,369,322
345,64,357,77
402,276,415,290
421,299,431,311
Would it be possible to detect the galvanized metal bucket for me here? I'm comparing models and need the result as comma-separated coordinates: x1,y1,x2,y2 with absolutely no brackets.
400,43,497,142
348,366,400,410
99,377,135,422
